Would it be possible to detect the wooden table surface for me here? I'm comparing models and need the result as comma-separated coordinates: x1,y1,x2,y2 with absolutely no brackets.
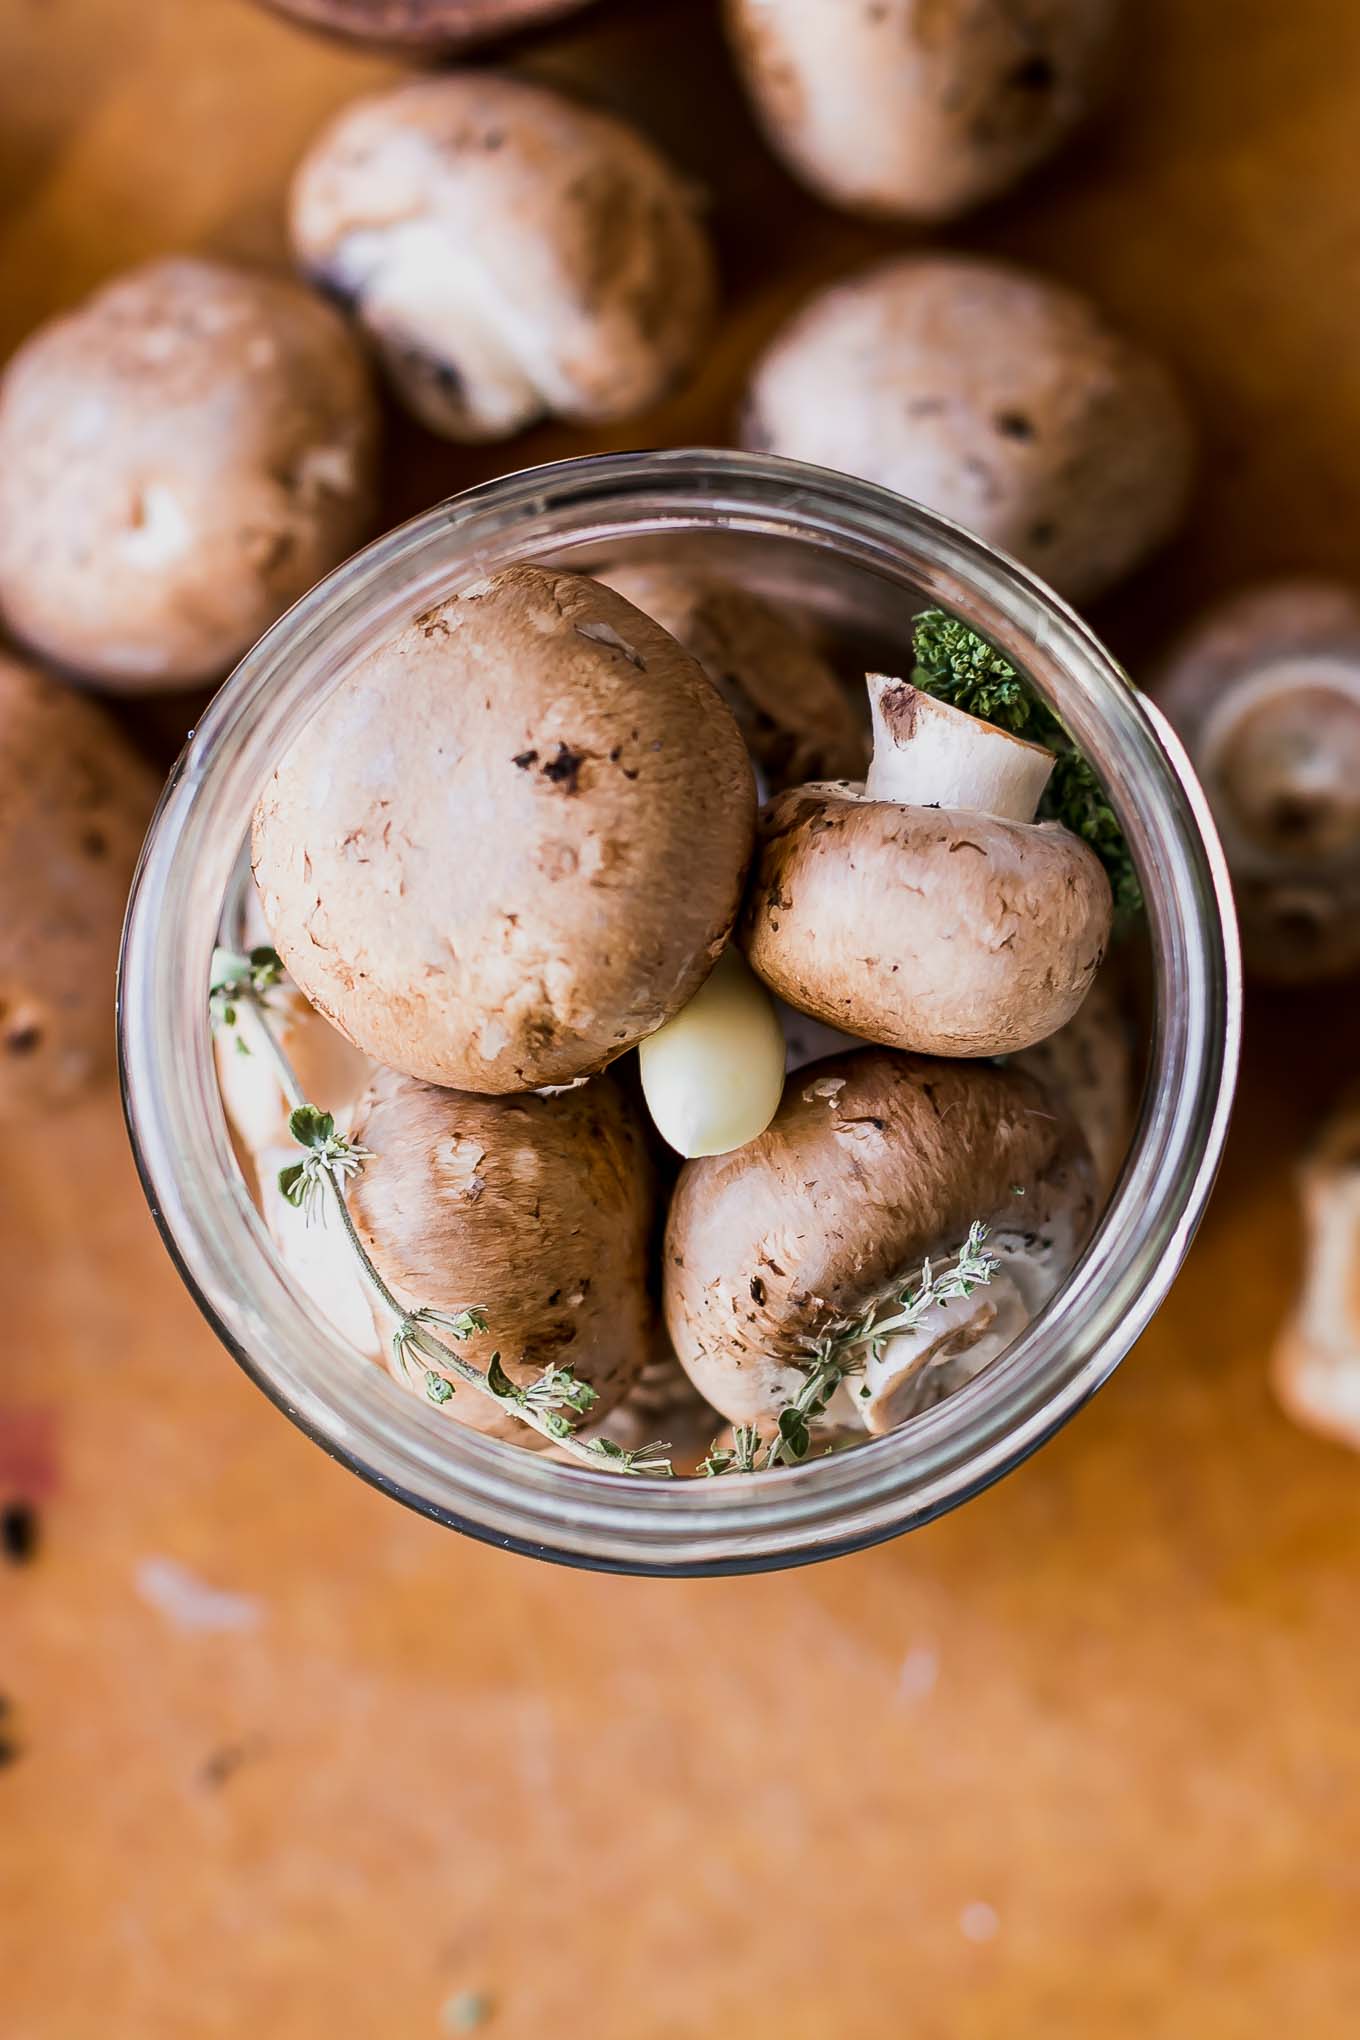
5,1,1360,2033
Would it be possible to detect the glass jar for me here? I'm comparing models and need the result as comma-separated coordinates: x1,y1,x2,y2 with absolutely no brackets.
119,450,1240,1576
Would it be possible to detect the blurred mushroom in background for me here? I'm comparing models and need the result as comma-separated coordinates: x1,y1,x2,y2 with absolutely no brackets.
1151,580,1360,982
741,255,1193,605
290,74,716,441
1272,1094,1360,1452
725,0,1121,222
0,258,379,692
0,652,159,1117
258,0,598,49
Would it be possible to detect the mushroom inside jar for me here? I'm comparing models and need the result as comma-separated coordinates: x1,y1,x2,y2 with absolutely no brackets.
212,578,1145,1480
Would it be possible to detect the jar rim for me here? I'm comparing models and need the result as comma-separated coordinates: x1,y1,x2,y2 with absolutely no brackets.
118,448,1241,1576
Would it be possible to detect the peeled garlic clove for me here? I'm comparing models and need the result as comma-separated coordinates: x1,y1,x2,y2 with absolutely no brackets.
639,947,786,1157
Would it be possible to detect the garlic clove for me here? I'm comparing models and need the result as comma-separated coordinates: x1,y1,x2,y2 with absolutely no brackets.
639,947,786,1158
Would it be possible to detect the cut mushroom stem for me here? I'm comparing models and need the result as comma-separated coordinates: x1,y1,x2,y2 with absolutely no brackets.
859,1270,1030,1434
740,672,1112,1059
638,946,787,1158
865,673,1055,820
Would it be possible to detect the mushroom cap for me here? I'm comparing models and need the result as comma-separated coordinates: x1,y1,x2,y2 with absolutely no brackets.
725,0,1120,222
1152,579,1360,981
0,258,378,691
742,255,1193,604
252,564,757,1092
259,0,596,49
290,74,715,441
350,1066,654,1440
594,561,867,794
0,654,158,1117
740,781,1111,1058
664,1047,1095,1426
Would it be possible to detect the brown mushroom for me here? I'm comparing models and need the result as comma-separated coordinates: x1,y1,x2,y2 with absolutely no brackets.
741,255,1193,604
290,74,715,441
1151,580,1360,982
258,0,596,49
725,0,1120,222
1271,1094,1360,1451
664,1048,1095,1433
349,1065,654,1439
252,564,757,1092
740,673,1111,1057
0,653,158,1117
593,562,867,795
0,258,379,691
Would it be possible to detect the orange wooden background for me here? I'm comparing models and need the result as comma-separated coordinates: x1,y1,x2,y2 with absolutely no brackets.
5,1,1360,2034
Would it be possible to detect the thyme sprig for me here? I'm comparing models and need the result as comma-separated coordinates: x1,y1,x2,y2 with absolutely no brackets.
911,608,1142,917
586,1436,675,1475
705,1224,999,1475
209,945,670,1477
278,1105,371,1219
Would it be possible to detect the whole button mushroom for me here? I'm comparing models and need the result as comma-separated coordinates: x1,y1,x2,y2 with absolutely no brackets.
252,565,757,1092
349,1066,654,1440
741,671,1112,1057
0,258,379,691
594,562,867,797
290,75,716,441
664,1048,1096,1435
1151,580,1360,982
725,0,1120,222
0,653,159,1117
742,255,1193,605
259,0,597,49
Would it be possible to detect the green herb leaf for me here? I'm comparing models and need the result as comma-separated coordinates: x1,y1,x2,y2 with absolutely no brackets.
277,1161,306,1207
487,1353,517,1401
425,1371,455,1406
288,1104,335,1150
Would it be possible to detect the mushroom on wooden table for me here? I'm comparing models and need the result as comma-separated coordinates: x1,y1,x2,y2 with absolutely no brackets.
725,0,1121,223
0,654,159,1116
742,255,1193,604
290,74,715,441
1152,579,1360,982
0,258,378,690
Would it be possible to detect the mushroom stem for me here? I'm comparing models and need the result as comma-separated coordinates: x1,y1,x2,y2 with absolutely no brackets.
865,672,1055,820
